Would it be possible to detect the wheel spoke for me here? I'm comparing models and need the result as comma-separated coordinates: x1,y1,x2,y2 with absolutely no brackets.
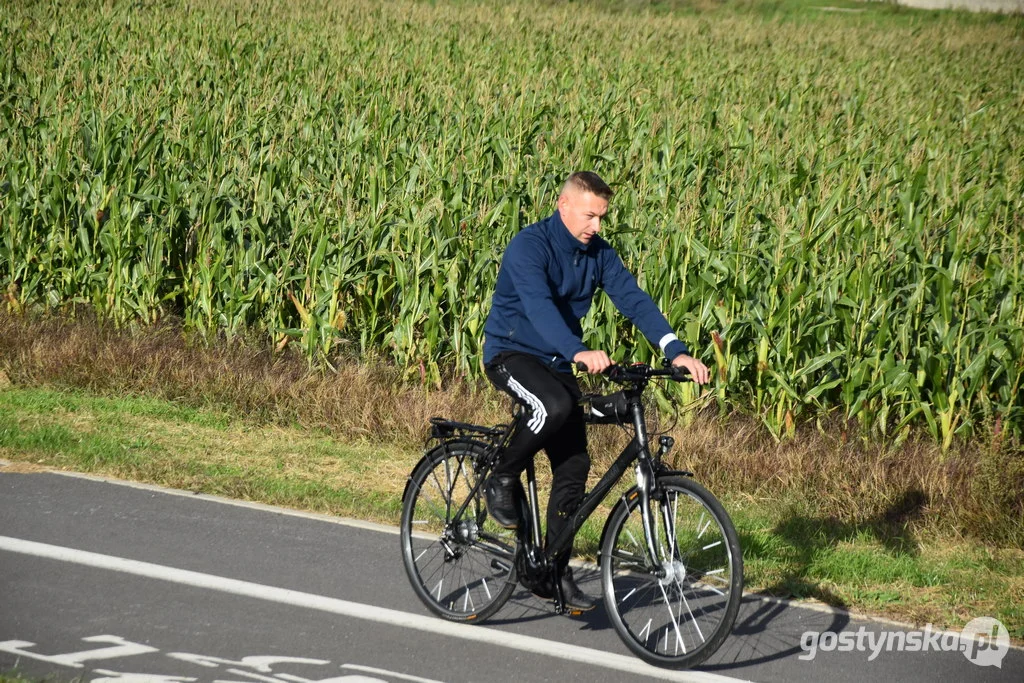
697,516,711,539
618,586,639,605
675,581,706,644
657,582,687,654
638,618,652,642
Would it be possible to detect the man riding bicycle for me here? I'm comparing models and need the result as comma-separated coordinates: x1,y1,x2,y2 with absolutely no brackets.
482,171,710,611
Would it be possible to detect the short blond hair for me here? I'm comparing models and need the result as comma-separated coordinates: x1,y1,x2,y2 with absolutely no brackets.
561,171,613,201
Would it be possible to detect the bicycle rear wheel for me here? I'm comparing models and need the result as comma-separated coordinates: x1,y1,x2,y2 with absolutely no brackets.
400,440,518,622
601,476,743,669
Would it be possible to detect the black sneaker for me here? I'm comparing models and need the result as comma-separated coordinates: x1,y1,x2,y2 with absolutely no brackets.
485,474,521,529
531,567,597,612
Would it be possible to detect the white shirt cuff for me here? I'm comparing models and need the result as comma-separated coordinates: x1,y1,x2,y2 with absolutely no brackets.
658,333,679,353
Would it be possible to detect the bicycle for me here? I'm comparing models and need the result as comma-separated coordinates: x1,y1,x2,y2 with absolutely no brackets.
399,360,743,669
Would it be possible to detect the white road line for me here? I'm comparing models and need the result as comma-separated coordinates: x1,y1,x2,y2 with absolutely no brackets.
0,535,749,683
338,664,443,683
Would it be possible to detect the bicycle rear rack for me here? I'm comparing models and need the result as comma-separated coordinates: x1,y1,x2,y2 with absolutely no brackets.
428,417,508,441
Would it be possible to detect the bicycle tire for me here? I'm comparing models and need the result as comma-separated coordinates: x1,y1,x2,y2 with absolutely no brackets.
600,476,743,669
400,439,518,622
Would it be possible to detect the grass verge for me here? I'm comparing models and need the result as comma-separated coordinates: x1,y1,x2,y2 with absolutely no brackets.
0,388,413,522
1,385,1020,640
0,675,49,683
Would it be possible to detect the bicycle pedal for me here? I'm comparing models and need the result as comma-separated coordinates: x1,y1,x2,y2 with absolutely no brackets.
551,603,583,617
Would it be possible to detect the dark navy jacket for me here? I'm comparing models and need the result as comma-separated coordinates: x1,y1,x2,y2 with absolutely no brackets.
483,210,689,371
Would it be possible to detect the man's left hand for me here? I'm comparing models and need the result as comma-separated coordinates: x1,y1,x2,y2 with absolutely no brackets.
671,354,711,385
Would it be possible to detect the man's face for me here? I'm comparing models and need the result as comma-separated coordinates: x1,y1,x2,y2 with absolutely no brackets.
557,190,608,245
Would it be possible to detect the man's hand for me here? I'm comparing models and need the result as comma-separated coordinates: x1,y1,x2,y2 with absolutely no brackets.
574,350,614,374
672,354,710,385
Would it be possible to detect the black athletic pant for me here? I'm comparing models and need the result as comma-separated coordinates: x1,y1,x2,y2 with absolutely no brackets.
484,351,590,570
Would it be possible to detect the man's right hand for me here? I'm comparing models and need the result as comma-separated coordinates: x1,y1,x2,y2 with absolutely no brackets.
574,350,614,374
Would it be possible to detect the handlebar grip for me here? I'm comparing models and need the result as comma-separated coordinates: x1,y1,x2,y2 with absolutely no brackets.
670,366,692,382
575,361,624,379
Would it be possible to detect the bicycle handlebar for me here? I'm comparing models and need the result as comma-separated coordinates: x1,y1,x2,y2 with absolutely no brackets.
574,361,692,383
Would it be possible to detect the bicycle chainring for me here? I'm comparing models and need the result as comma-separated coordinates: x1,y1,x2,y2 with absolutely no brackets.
514,547,549,592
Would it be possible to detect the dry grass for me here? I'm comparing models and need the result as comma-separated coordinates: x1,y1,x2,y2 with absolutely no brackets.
1,309,1020,544
0,458,49,473
0,309,506,443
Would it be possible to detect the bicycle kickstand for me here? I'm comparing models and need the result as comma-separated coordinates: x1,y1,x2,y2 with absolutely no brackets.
550,565,583,616
551,564,568,615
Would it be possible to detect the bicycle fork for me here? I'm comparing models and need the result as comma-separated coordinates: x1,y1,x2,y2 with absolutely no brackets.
635,459,667,576
635,436,681,576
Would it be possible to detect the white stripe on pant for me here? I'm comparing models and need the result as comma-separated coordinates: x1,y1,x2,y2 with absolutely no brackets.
506,375,548,434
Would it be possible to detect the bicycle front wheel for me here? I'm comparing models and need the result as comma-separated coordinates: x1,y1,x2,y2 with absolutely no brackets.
400,440,518,622
601,476,743,669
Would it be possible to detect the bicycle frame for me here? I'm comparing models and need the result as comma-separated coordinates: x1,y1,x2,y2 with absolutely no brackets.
539,381,678,577
418,370,691,594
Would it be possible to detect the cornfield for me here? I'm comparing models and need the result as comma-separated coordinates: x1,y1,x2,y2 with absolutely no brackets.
2,0,1022,444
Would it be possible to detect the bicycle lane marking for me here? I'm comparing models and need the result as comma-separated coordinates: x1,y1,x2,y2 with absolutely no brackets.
0,536,750,683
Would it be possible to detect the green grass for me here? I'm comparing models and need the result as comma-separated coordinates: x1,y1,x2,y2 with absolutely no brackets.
730,499,1024,636
0,387,411,521
0,675,48,683
1,385,1020,638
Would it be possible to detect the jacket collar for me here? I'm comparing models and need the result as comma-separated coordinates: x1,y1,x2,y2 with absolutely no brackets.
545,210,590,255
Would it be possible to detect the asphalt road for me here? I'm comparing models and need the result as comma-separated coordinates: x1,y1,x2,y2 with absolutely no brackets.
1,466,1020,683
